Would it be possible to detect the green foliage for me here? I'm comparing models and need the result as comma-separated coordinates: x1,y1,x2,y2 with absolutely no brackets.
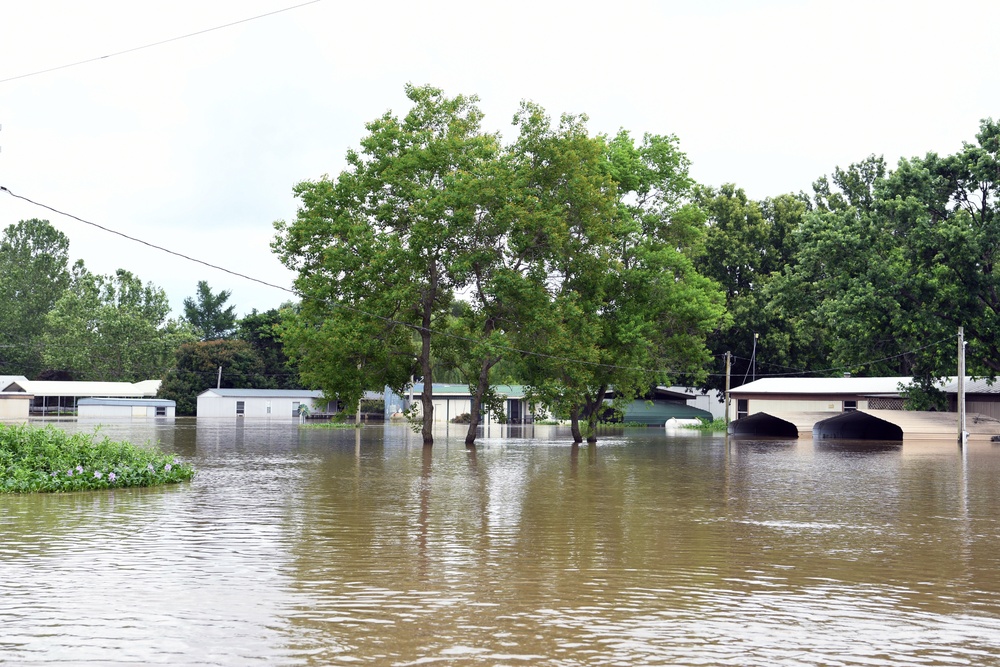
899,378,948,411
515,111,727,442
681,418,728,432
183,281,237,340
42,265,194,381
0,423,193,493
0,219,71,377
158,339,269,415
237,306,300,389
274,84,498,445
275,86,727,446
694,185,811,391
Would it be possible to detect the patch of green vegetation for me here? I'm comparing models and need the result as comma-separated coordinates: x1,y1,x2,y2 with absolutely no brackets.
597,421,649,428
534,420,561,425
681,417,728,432
0,423,194,494
300,421,363,429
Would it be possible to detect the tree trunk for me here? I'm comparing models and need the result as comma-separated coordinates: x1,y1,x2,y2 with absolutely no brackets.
570,406,583,443
420,317,434,447
586,410,599,444
465,356,497,448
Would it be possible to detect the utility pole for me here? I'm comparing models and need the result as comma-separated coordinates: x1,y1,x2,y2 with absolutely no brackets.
724,351,732,429
217,366,222,389
958,327,967,446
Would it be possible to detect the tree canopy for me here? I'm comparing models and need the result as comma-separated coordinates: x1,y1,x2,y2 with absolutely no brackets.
183,280,237,340
0,219,71,377
42,266,193,381
274,85,726,444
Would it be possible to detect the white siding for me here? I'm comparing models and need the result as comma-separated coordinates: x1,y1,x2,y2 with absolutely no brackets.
197,395,322,419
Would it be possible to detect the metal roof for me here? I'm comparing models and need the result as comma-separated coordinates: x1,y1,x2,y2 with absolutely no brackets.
199,388,325,399
410,383,527,398
2,379,161,397
942,378,1000,395
730,377,924,396
78,398,176,407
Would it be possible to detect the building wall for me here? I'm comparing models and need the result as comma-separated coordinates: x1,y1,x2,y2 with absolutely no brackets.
78,405,176,418
966,398,1000,421
409,397,534,424
0,396,30,420
197,395,321,419
729,398,868,421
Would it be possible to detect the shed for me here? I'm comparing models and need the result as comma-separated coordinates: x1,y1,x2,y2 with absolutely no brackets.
197,388,336,419
0,392,32,420
77,397,176,418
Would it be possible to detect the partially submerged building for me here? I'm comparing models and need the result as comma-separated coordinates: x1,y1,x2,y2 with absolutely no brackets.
77,397,176,419
0,378,161,416
195,388,361,419
726,376,1000,440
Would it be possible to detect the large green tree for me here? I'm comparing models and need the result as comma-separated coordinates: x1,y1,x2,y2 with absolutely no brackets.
183,280,237,340
0,219,71,377
514,112,726,442
42,266,193,381
273,84,497,446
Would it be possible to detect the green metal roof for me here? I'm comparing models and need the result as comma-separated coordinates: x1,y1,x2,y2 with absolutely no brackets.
620,400,711,426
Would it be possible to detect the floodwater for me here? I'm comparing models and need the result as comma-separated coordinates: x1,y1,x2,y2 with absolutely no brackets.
3,420,1000,666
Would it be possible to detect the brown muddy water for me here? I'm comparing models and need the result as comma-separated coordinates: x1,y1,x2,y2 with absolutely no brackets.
2,419,1000,666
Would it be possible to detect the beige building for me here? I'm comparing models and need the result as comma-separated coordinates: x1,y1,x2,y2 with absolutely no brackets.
727,376,915,422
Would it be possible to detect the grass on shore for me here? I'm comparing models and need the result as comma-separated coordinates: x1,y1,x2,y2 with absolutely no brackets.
0,423,194,494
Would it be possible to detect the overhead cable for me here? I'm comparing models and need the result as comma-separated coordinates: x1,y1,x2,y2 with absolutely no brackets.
0,0,325,85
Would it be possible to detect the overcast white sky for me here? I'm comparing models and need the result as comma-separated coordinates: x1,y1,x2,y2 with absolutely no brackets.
2,0,998,318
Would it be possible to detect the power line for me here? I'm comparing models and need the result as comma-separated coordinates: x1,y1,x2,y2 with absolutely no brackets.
0,185,965,383
0,186,691,376
0,0,325,85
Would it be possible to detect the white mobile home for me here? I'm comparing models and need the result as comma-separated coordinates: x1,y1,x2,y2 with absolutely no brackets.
77,397,176,419
197,388,334,419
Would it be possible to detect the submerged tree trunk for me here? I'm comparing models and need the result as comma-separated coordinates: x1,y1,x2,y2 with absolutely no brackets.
569,405,584,443
419,306,435,447
465,354,499,448
583,385,607,444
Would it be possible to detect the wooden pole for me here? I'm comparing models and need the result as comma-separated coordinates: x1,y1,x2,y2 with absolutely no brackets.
724,351,732,429
958,327,966,446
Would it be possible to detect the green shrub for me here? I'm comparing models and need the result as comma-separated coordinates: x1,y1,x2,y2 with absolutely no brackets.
0,423,194,493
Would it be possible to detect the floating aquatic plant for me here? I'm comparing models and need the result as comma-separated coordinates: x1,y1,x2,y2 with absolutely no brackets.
0,423,194,493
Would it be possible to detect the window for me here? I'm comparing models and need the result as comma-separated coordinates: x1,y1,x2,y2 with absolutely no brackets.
843,400,857,412
155,406,166,416
736,399,749,419
236,401,245,416
266,401,271,415
292,401,300,417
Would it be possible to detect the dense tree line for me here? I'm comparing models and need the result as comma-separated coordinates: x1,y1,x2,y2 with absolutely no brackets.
695,118,999,406
0,222,298,414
